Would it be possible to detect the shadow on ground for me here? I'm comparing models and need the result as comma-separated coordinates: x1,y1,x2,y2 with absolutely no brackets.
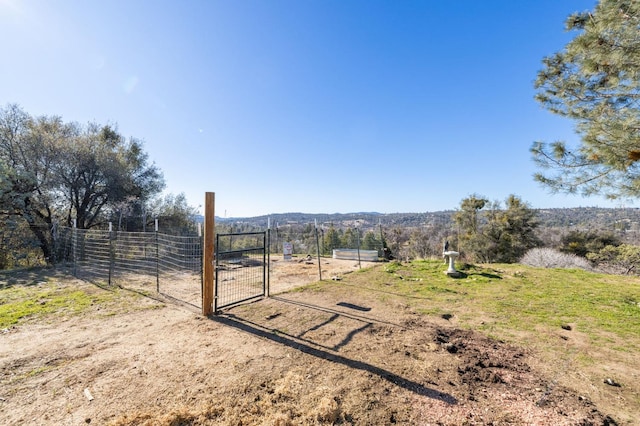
212,296,458,405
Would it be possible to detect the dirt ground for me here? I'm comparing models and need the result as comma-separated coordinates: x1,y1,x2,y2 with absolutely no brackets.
0,258,630,425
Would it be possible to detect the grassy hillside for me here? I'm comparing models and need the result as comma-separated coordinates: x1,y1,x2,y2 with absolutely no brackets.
1,262,638,423
3,262,638,353
340,260,639,350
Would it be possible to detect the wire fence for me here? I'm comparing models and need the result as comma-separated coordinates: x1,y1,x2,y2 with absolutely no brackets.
49,221,396,312
259,225,389,259
215,232,267,311
46,218,456,311
54,226,202,309
224,221,448,261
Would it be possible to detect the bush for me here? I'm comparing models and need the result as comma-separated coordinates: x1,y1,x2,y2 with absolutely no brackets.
587,244,640,275
559,230,621,258
520,247,593,270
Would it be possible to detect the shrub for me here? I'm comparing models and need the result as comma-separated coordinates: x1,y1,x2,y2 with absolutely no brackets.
559,230,621,257
587,244,640,275
520,247,593,270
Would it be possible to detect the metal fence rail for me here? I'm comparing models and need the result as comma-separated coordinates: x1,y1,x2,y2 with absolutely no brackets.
215,231,267,312
54,226,202,308
74,228,112,281
157,233,202,273
113,231,157,278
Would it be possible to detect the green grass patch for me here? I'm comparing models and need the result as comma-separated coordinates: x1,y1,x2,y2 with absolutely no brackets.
340,260,640,352
0,277,157,328
0,283,108,327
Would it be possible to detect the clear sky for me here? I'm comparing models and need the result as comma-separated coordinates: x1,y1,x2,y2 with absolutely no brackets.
1,0,628,217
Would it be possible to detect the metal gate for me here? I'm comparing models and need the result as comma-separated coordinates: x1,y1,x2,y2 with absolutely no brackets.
215,231,268,312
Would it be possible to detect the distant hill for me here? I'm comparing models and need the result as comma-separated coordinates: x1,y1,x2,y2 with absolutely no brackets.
197,207,640,232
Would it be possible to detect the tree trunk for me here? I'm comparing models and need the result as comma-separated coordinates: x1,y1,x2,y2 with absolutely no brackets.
22,198,54,264
26,220,52,264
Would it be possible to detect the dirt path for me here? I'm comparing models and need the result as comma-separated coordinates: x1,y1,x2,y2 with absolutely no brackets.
268,257,376,293
0,261,624,425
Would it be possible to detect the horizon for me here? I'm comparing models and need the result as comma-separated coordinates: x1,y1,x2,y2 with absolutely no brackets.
3,0,634,217
210,205,640,221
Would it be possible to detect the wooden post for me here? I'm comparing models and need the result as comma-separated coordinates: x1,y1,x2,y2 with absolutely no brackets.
356,227,361,269
202,192,215,316
155,219,159,293
315,219,322,281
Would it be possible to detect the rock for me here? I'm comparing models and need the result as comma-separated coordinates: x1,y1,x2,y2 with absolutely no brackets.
604,378,621,387
444,343,458,353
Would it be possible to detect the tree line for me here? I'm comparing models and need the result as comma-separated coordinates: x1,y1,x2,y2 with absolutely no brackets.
0,104,198,269
4,0,640,273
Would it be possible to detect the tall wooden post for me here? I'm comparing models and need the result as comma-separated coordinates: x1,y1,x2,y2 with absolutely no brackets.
315,220,322,281
202,192,215,316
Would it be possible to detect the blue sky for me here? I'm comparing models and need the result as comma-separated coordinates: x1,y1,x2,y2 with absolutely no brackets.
1,0,627,217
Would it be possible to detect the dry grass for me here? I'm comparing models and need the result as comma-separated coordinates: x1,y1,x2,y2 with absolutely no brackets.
1,260,637,425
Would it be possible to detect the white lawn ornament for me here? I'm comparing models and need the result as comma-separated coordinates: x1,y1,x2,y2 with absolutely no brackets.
443,250,460,277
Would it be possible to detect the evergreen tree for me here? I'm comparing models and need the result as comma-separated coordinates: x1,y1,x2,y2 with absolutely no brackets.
488,195,542,263
454,195,488,260
362,231,380,251
146,193,199,235
341,227,359,249
532,0,640,199
455,195,540,263
323,224,341,255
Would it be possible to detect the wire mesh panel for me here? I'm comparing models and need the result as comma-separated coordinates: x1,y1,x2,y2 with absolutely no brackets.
215,231,267,311
111,231,158,293
157,233,202,308
73,228,111,282
52,225,74,266
54,226,202,309
110,231,202,308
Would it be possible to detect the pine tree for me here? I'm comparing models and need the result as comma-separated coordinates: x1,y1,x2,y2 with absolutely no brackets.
323,224,341,255
454,195,540,263
341,227,359,249
532,0,640,199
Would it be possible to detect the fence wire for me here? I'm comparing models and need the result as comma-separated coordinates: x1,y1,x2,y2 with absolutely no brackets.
54,226,202,308
215,232,267,311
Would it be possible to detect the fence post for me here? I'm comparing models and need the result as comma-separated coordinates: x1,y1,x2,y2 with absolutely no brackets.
198,222,203,305
266,219,271,297
51,223,58,265
72,219,77,277
155,218,159,293
108,222,114,285
356,227,361,269
202,192,215,316
379,221,384,258
262,231,267,298
315,219,322,281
